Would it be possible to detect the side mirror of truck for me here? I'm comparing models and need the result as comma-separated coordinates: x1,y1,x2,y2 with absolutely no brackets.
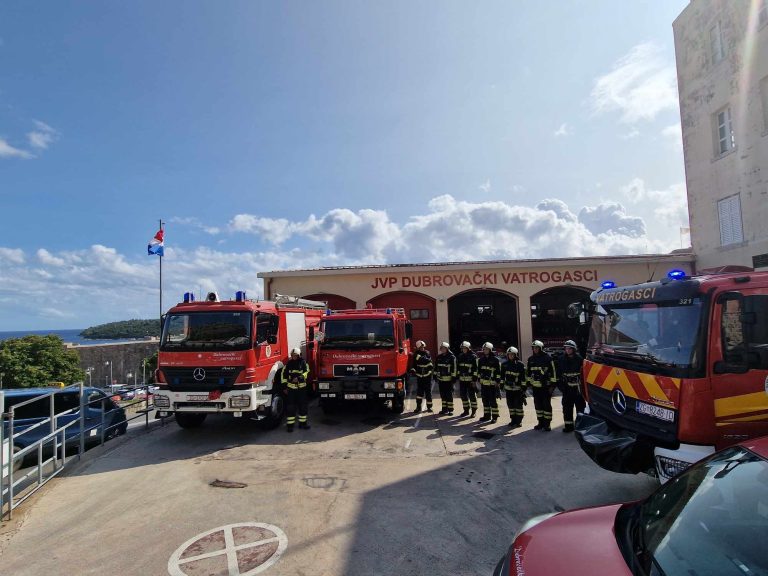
268,335,278,345
405,322,413,340
713,360,749,375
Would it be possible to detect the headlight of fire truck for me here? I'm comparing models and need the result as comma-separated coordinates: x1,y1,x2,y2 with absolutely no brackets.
229,395,251,409
383,382,396,389
318,382,331,390
154,395,171,409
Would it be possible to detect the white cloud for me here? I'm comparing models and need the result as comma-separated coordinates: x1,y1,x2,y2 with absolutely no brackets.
0,138,33,159
478,179,491,193
230,214,293,244
27,120,58,150
0,247,25,263
554,123,572,137
591,42,678,124
37,248,66,266
661,122,683,153
621,177,689,227
621,127,640,140
169,216,221,236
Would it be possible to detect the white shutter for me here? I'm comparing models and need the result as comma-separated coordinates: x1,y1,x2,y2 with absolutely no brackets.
718,195,744,246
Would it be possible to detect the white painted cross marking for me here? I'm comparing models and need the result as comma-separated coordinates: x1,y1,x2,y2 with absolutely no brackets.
168,522,288,576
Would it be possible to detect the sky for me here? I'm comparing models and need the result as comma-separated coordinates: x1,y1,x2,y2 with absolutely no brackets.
0,1,691,330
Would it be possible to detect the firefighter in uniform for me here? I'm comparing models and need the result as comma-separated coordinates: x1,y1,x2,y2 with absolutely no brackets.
558,339,585,433
477,342,501,422
501,346,526,428
527,340,557,431
411,340,434,413
457,341,478,417
282,347,310,432
435,342,457,415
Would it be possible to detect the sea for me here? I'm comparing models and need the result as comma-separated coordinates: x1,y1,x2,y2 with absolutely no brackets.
0,329,140,346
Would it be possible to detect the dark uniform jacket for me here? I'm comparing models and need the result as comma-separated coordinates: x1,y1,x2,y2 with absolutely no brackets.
413,349,434,378
435,352,457,382
282,357,309,388
526,351,557,388
557,352,583,391
477,353,501,385
501,358,526,391
457,351,478,382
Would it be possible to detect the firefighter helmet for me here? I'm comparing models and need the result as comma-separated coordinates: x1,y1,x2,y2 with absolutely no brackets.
482,342,494,351
290,347,301,356
532,340,544,348
415,340,426,349
506,346,519,356
564,340,577,350
460,340,471,350
439,341,450,351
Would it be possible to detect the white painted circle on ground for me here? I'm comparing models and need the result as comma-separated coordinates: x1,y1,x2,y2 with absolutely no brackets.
168,522,288,576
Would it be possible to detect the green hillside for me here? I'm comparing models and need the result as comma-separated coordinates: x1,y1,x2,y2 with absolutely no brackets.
80,319,160,340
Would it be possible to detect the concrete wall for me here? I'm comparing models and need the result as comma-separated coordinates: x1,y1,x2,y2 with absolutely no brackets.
674,0,768,270
68,341,159,387
261,255,694,349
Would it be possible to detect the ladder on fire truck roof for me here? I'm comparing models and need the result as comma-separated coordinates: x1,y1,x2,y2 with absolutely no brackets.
327,308,406,316
272,293,328,310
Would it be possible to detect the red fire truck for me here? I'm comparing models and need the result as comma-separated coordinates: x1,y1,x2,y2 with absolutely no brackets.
315,307,412,414
575,269,768,482
153,292,325,429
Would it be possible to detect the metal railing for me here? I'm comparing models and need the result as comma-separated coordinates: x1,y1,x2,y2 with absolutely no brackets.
0,382,162,520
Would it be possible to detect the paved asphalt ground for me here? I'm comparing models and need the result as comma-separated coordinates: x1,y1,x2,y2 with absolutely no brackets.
0,392,657,576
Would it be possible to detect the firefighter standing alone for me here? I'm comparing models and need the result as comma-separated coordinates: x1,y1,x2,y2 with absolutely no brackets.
411,340,434,413
501,346,526,428
527,340,557,431
477,342,501,422
457,341,478,417
558,339,585,433
435,342,457,415
282,347,310,432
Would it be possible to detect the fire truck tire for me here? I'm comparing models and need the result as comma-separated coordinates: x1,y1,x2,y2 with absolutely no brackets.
256,395,285,430
391,396,405,414
175,412,208,429
319,398,337,415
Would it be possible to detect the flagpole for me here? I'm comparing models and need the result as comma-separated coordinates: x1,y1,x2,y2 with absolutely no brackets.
159,219,164,335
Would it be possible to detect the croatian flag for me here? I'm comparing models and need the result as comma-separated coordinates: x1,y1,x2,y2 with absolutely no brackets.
147,229,164,256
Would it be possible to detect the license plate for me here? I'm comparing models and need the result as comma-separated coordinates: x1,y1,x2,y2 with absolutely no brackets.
345,394,367,400
188,394,209,402
636,401,675,422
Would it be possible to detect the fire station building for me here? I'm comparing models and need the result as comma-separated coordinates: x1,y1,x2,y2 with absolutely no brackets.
258,252,694,354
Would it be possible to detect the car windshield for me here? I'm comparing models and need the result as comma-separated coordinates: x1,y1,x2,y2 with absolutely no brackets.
589,299,704,369
321,318,395,349
160,311,252,351
637,446,768,576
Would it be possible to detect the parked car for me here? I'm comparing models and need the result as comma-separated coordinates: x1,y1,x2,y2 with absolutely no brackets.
493,436,768,576
2,387,128,472
116,388,136,401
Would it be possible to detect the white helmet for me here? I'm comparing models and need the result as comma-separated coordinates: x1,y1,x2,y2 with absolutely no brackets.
415,340,426,349
506,346,518,356
290,347,301,356
564,340,577,350
482,342,494,351
460,340,471,349
532,340,544,348
439,341,450,351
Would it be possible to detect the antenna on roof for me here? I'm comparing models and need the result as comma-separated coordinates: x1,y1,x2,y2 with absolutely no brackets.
647,261,660,283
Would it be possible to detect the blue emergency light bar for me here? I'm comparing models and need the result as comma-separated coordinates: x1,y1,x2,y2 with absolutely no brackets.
667,269,686,280
601,280,616,290
235,290,247,302
183,292,195,303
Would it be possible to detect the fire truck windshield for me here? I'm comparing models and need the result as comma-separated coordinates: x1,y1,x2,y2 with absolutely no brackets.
589,299,704,370
160,311,252,351
321,318,395,349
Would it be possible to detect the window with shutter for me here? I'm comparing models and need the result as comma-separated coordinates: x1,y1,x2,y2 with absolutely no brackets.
718,195,744,246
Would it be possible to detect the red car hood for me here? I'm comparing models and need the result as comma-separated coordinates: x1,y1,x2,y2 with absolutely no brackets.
506,504,631,576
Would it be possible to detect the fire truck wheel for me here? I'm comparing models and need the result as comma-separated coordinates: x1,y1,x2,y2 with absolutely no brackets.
175,412,208,429
256,395,285,430
319,399,337,415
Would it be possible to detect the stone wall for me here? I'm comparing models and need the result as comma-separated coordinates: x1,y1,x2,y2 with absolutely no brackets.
68,341,159,387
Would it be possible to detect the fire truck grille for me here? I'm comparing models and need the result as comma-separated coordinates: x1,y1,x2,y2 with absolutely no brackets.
163,366,244,392
333,364,379,378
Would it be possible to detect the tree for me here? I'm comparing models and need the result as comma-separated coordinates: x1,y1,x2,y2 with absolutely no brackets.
142,351,158,384
0,335,85,389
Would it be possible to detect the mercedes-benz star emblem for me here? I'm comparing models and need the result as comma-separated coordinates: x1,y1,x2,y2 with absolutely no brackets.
193,368,206,381
611,388,628,415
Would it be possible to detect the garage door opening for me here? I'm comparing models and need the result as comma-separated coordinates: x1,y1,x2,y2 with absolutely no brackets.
303,293,356,311
448,289,519,352
530,286,592,351
367,291,437,354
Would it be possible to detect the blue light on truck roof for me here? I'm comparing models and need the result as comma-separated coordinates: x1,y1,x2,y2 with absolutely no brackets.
235,290,246,302
183,292,195,303
601,280,616,289
667,269,686,280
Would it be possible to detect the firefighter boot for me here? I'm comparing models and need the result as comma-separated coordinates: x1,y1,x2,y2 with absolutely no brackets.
460,409,470,417
413,400,422,414
286,424,294,433
299,422,311,430
542,421,551,432
534,419,543,430
470,408,477,417
563,424,574,433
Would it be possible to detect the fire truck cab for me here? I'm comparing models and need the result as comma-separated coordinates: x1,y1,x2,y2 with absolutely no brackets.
154,292,324,429
575,269,768,482
315,307,412,414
